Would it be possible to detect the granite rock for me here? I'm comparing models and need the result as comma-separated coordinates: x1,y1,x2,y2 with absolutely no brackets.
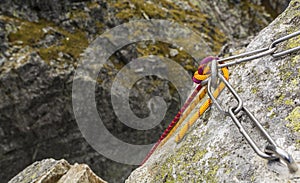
9,158,107,183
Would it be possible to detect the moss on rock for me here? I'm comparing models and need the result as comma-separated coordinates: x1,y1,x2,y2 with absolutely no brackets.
7,17,88,65
110,0,226,53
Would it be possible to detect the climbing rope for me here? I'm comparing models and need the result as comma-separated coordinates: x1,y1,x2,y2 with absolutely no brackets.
141,57,229,164
175,61,229,142
162,86,206,145
141,30,300,172
140,57,213,165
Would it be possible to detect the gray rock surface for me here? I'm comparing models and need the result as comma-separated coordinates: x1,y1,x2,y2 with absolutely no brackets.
9,158,107,183
126,0,300,182
0,0,292,182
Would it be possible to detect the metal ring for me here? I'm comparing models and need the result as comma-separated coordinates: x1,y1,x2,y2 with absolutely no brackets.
200,77,210,86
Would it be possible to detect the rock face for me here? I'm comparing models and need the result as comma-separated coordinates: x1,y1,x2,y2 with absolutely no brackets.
0,0,292,182
127,0,300,182
8,158,107,183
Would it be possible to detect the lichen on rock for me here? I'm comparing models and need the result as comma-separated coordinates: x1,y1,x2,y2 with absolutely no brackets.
286,107,300,133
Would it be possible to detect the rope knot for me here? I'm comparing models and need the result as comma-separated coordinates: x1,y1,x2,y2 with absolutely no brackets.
192,56,218,84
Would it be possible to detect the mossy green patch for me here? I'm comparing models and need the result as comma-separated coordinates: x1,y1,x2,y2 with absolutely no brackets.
110,0,226,53
267,106,273,111
278,64,293,82
8,19,45,46
8,18,88,64
136,41,197,73
87,1,100,9
153,147,209,183
296,139,300,149
39,29,88,63
288,0,300,18
286,106,300,133
70,9,89,19
267,106,276,119
291,78,299,87
205,163,220,182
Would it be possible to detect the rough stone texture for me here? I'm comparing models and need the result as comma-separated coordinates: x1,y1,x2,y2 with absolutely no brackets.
126,0,300,182
57,164,107,183
9,158,107,183
0,0,292,182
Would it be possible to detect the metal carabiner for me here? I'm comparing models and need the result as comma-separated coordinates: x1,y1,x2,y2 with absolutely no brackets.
207,73,243,115
210,58,218,89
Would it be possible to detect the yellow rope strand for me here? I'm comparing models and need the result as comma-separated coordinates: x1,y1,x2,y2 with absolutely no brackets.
193,70,210,81
175,67,229,142
158,86,207,147
157,64,212,148
157,62,229,148
175,83,224,142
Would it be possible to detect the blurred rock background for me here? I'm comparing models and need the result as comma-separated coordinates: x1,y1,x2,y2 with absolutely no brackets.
0,0,291,182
